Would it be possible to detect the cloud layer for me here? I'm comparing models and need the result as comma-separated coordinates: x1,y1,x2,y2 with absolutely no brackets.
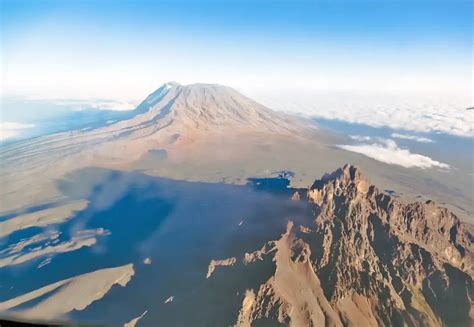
250,90,473,138
390,133,434,143
337,139,449,169
0,122,34,140
21,97,137,111
349,135,373,142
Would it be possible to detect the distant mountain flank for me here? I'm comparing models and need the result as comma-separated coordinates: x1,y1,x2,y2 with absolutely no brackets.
0,82,317,213
3,82,315,155
1,82,316,170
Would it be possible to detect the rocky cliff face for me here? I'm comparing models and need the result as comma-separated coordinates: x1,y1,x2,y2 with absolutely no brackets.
305,165,473,326
212,165,473,326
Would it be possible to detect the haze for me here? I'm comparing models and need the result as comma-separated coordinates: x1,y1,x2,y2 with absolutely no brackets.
1,0,472,100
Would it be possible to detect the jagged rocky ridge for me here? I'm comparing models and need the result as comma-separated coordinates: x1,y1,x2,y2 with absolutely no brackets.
211,165,473,326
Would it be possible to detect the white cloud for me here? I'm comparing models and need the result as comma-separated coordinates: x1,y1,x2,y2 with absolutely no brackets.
248,89,474,138
390,133,434,143
84,100,137,111
337,139,449,169
0,122,35,140
349,135,372,142
16,95,138,111
51,99,137,111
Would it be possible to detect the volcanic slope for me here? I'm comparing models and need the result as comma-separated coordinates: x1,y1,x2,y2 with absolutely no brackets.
0,82,316,213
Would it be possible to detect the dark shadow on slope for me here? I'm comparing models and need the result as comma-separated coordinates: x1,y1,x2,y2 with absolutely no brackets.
0,167,314,326
422,265,472,327
246,177,292,196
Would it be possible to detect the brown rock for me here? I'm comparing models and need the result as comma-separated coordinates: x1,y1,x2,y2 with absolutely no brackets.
233,165,473,327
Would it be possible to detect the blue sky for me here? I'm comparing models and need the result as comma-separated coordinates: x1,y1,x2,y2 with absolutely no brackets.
1,0,472,100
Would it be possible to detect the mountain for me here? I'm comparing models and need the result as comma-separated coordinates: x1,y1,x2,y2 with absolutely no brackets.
131,82,311,135
0,82,472,326
2,82,314,159
2,82,471,225
0,83,317,213
1,165,471,326
211,165,473,326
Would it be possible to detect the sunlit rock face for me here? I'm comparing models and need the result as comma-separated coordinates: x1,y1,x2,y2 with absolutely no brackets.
0,165,472,326
225,165,473,327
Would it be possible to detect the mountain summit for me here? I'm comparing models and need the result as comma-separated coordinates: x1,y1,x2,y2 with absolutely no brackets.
121,82,313,137
85,82,317,168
